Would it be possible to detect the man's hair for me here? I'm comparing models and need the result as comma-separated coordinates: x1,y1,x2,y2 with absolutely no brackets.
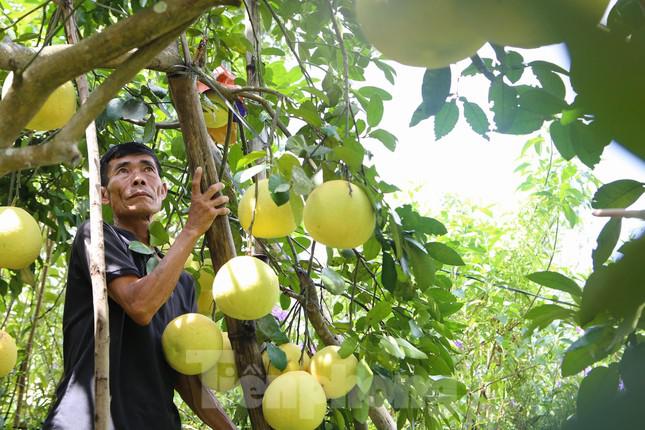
100,142,162,186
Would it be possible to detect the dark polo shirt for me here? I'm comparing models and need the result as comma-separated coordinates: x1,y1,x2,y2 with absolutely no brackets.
43,221,195,430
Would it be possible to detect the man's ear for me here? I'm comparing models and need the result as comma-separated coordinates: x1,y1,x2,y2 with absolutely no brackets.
101,186,110,205
160,182,168,200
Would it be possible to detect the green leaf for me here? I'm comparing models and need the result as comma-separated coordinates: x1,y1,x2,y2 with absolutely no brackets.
356,359,374,394
434,100,459,140
266,343,288,371
549,121,576,160
129,241,155,255
409,319,423,338
501,50,524,83
576,366,620,420
146,255,160,275
591,179,645,209
338,336,358,358
407,244,435,290
533,68,566,99
381,252,396,293
379,335,405,359
257,315,290,344
562,325,615,376
170,136,185,159
321,267,346,295
234,164,267,185
351,395,370,424
149,220,169,247
236,150,267,170
366,96,384,127
366,301,392,327
433,377,467,402
518,88,566,117
396,337,428,359
142,116,156,143
570,121,610,169
526,271,582,300
362,235,381,261
489,77,518,132
410,67,451,127
525,304,575,332
592,218,622,269
426,242,464,266
292,100,322,127
290,166,315,195
268,174,290,206
462,101,489,139
369,129,397,151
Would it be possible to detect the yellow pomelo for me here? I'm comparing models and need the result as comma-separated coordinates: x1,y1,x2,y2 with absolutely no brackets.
303,180,375,249
262,371,327,430
213,256,279,320
309,345,358,399
473,0,610,48
238,179,303,239
355,0,485,69
2,72,77,131
0,330,17,377
262,343,311,383
208,122,238,145
203,93,229,129
161,313,223,375
201,332,239,392
0,207,42,270
195,266,215,316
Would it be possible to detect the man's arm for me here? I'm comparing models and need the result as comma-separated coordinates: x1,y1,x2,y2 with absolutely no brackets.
109,167,229,325
175,374,238,429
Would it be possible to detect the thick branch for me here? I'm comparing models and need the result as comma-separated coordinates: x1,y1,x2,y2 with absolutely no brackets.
0,38,182,72
0,29,183,176
167,73,269,430
593,209,645,219
0,0,240,147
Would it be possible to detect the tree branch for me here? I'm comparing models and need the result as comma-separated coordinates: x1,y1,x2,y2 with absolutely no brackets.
592,209,645,219
0,23,187,176
0,0,240,147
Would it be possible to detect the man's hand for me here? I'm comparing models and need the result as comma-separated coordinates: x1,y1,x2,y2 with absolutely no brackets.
185,167,230,237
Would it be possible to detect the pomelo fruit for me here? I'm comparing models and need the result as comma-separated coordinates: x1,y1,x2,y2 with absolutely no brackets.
262,371,327,430
238,179,303,239
0,206,42,270
355,0,485,69
303,180,375,249
2,72,76,131
262,343,311,383
201,332,239,392
472,0,610,48
0,330,17,377
309,345,358,399
161,313,223,375
212,256,279,320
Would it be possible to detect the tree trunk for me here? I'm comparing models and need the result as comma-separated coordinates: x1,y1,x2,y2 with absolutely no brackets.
167,72,270,430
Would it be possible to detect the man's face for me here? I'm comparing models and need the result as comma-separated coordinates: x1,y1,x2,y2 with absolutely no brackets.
101,153,167,220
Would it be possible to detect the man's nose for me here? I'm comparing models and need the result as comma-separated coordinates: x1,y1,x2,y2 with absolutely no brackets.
132,172,147,186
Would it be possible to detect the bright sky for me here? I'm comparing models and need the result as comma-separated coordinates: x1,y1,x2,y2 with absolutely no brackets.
362,43,645,274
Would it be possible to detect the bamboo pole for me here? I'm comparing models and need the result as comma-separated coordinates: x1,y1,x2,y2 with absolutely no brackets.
56,2,111,428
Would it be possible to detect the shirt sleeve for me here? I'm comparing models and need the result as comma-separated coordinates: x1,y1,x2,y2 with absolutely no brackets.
75,221,140,284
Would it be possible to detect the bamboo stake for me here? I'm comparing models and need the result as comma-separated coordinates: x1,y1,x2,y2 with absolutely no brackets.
57,1,110,428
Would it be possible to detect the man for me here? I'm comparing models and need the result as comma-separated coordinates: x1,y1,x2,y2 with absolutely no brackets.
43,142,236,429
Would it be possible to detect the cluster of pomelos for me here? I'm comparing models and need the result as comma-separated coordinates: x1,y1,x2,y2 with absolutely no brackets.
162,311,358,430
355,0,610,69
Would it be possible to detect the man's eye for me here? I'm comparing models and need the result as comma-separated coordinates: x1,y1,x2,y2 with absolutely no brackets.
117,168,128,174
145,166,154,172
